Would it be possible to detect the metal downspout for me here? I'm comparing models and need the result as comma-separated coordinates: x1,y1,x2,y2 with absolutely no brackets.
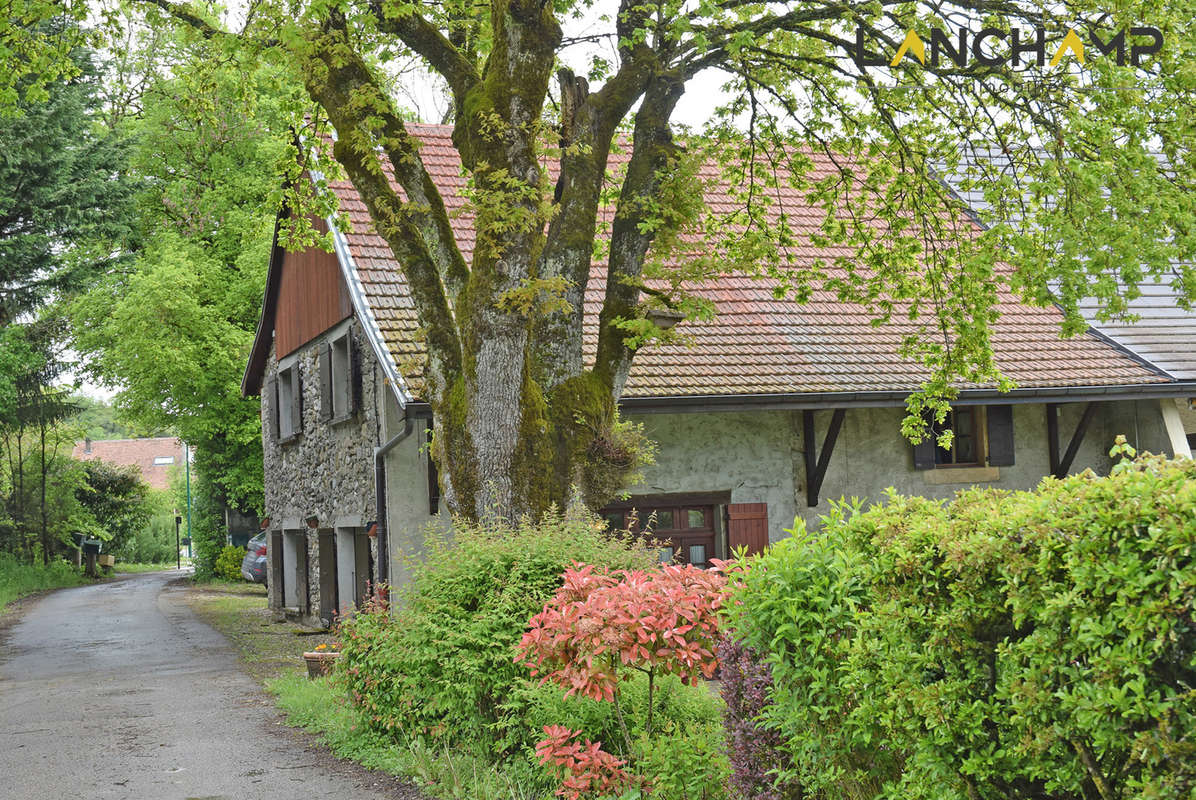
374,416,415,593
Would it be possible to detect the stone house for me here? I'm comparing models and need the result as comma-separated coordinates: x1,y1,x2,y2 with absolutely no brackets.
242,126,1196,627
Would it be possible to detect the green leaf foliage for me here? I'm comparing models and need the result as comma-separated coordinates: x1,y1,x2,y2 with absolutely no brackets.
338,510,658,747
725,453,1196,800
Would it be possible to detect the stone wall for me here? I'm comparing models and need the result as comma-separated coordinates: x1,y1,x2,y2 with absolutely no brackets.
260,318,384,626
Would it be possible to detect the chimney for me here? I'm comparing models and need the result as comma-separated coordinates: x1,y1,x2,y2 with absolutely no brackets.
84,437,92,455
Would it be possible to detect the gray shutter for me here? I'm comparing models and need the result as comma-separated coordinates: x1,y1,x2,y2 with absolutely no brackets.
290,366,303,436
912,436,936,470
912,409,936,470
319,343,333,421
267,375,280,442
349,335,362,415
986,405,1015,466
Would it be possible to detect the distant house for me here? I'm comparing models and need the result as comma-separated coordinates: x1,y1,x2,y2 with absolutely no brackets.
71,437,185,491
243,126,1196,628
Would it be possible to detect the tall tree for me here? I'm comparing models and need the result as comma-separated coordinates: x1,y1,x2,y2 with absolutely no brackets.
69,33,311,515
125,0,1193,522
0,25,133,327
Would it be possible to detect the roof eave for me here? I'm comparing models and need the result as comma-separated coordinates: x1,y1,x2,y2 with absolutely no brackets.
616,381,1196,414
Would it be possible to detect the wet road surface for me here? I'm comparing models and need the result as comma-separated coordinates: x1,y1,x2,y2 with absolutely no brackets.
0,572,408,800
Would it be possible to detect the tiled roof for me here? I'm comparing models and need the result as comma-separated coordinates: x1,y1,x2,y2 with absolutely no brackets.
71,437,185,491
328,125,1170,400
942,145,1196,380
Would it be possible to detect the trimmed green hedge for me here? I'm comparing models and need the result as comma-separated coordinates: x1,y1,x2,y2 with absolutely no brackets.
725,452,1196,800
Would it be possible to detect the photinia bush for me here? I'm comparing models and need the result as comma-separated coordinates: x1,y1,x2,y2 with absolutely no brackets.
535,724,634,800
517,562,729,798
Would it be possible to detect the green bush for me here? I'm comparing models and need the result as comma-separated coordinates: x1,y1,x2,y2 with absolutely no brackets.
121,508,178,564
725,452,1196,800
0,552,86,612
214,545,244,581
338,509,657,748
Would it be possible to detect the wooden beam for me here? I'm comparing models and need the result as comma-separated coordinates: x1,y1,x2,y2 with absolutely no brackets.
1048,402,1097,478
804,408,846,507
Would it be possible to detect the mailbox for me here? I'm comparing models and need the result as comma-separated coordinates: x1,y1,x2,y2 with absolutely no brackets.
81,538,103,555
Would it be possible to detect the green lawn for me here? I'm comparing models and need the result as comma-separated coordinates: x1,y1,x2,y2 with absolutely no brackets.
0,554,88,614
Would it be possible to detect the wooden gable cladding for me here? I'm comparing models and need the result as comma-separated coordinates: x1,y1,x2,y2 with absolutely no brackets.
275,217,352,357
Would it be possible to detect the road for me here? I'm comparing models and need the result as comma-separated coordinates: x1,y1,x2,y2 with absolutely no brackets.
0,572,414,800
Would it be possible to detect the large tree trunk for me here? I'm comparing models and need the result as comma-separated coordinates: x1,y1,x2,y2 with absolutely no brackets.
296,2,671,523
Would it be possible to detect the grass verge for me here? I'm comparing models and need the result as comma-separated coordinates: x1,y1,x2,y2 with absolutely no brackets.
0,554,89,614
184,580,548,800
182,580,334,682
115,561,182,573
268,673,549,800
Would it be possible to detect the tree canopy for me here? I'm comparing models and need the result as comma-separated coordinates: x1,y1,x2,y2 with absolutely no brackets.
110,0,1195,521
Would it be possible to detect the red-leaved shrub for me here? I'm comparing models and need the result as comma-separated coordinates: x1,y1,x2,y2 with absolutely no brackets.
516,562,728,798
535,725,634,800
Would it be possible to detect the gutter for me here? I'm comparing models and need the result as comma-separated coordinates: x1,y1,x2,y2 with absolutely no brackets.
617,381,1196,414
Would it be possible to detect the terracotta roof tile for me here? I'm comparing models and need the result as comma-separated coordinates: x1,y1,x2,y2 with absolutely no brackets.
71,437,185,491
327,124,1168,399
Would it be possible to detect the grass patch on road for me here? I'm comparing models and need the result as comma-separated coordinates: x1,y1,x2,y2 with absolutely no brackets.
115,562,182,573
182,580,335,682
186,580,531,800
0,553,88,614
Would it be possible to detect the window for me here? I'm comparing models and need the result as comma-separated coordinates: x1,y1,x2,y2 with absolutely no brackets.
933,407,982,466
277,362,302,441
602,502,716,568
153,456,175,466
320,332,357,422
913,405,1015,471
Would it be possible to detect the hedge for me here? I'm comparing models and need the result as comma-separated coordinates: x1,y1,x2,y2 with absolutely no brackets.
724,451,1196,800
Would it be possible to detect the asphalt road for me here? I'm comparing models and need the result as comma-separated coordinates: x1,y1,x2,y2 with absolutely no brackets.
0,571,414,800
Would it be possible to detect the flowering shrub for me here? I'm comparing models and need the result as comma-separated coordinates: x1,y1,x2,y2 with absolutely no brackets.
517,562,729,799
716,637,800,800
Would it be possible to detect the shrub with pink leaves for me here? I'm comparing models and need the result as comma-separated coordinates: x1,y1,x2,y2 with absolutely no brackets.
517,562,730,799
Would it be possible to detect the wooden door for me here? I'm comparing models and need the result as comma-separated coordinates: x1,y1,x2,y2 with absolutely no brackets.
317,529,338,627
269,530,284,609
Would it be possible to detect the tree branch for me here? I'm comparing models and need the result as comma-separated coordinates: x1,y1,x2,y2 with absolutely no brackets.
303,14,464,401
369,1,480,103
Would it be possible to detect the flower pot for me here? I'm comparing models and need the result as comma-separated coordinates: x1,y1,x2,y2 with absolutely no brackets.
302,651,341,679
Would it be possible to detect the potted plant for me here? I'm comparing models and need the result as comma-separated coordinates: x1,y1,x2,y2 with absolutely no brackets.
302,642,340,678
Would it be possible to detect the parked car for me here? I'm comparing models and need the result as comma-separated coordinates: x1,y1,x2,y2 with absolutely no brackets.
241,532,267,584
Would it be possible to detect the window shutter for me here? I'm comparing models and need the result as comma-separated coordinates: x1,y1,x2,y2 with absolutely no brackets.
986,404,1015,466
727,503,768,557
912,410,936,470
267,375,280,443
319,343,333,421
290,366,304,435
912,436,936,470
349,335,362,415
